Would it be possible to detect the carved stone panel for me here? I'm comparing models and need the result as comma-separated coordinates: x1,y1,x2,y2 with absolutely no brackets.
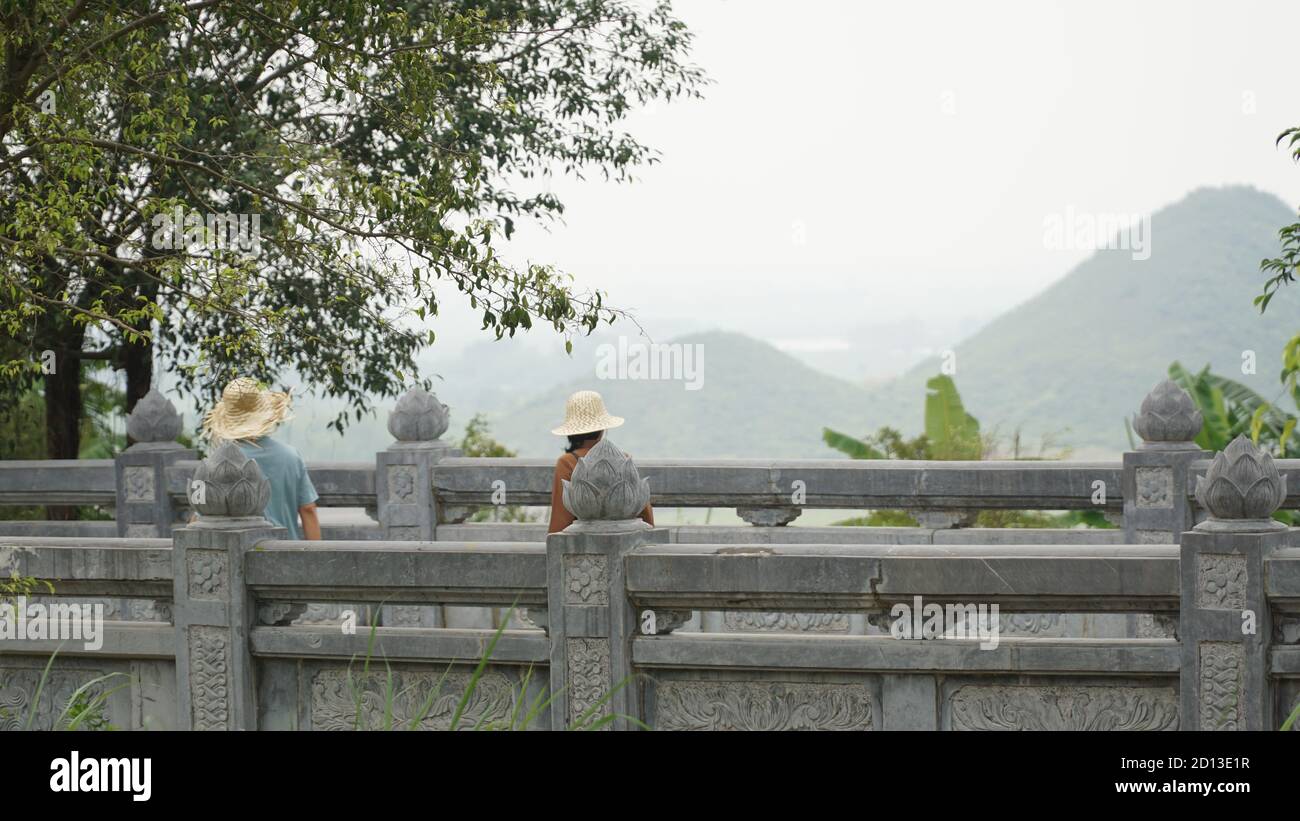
1135,467,1173,508
1135,614,1178,639
566,638,611,728
309,667,515,730
387,465,418,503
565,555,609,605
188,625,231,730
1198,641,1243,731
655,680,874,731
1196,554,1247,610
947,684,1178,730
123,466,155,502
186,550,228,600
722,611,850,633
1136,529,1173,544
0,667,108,731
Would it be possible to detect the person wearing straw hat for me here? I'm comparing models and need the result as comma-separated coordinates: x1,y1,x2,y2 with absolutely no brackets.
201,377,321,540
547,390,654,533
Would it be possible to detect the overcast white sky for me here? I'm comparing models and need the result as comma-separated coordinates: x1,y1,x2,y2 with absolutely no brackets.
430,0,1300,357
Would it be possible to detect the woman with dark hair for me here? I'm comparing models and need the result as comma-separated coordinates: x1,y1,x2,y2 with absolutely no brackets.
547,390,654,533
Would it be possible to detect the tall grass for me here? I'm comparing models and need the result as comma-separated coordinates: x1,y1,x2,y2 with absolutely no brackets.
343,601,648,731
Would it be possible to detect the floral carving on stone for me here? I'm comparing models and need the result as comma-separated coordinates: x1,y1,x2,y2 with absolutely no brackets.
187,550,227,600
948,685,1178,731
192,441,270,517
189,625,231,730
125,389,183,443
562,439,651,521
1199,641,1243,731
387,464,417,503
655,680,874,731
1133,379,1202,443
566,638,611,728
387,388,449,442
0,668,109,731
723,611,850,633
565,555,608,605
1194,435,1287,522
123,466,155,502
310,668,515,730
1135,467,1173,508
1196,554,1246,610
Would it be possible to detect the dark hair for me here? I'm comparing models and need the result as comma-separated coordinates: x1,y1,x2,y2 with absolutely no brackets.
565,430,603,454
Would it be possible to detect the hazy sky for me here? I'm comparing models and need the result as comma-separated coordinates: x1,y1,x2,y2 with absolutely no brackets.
428,0,1300,357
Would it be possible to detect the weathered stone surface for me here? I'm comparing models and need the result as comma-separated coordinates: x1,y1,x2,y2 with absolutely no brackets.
387,388,449,442
948,684,1178,730
561,438,650,522
654,679,874,731
191,441,270,518
1194,435,1287,527
126,389,183,443
1134,379,1202,444
736,506,801,526
309,667,515,730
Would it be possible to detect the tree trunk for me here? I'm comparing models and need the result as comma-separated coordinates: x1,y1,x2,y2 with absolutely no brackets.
124,338,153,445
43,347,84,520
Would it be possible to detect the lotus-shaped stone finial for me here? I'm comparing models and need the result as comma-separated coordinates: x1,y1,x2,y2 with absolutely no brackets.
192,440,271,517
387,387,449,442
126,389,183,443
562,438,651,521
1134,379,1203,444
1194,435,1287,521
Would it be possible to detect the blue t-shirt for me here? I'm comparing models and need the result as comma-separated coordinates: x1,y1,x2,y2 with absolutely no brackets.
237,436,319,538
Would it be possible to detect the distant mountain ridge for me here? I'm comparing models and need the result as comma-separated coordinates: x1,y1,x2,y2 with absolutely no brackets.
859,185,1299,455
489,330,872,458
276,185,1300,461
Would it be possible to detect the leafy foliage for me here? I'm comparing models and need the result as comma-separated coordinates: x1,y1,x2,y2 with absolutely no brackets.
824,374,1096,528
459,413,536,522
1166,356,1298,525
0,1,705,451
1258,127,1300,312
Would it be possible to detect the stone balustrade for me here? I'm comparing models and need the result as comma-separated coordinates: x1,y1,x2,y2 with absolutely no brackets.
2,424,1299,731
2,380,1300,548
3,379,1300,730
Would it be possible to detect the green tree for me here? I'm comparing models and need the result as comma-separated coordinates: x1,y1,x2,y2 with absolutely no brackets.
823,375,981,461
0,1,705,464
459,412,533,522
824,374,1102,528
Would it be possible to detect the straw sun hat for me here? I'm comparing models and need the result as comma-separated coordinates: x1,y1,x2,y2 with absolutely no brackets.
202,377,293,442
551,390,624,437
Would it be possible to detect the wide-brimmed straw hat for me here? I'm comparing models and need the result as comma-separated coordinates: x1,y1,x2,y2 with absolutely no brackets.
551,390,624,436
202,377,293,442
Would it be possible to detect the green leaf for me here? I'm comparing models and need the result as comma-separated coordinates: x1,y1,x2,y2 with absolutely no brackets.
822,427,884,459
923,375,981,460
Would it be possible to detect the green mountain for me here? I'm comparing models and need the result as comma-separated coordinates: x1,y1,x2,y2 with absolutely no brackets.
489,330,872,458
861,185,1300,456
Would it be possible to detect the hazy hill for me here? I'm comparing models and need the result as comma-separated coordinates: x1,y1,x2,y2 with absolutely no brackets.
489,330,872,458
267,185,1300,462
860,186,1300,455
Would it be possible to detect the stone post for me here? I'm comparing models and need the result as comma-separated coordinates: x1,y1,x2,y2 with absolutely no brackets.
376,387,459,541
376,387,460,627
173,441,283,730
1180,434,1289,730
546,438,667,730
1123,379,1208,545
115,390,195,538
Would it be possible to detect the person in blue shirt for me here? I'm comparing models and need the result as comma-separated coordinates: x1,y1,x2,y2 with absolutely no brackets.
201,377,321,540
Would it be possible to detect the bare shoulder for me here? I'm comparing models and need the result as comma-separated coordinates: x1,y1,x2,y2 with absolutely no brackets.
554,452,577,475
